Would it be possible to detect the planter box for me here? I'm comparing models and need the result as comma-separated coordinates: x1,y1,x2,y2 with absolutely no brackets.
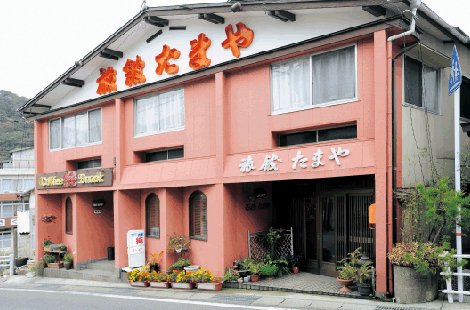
171,282,194,290
128,280,150,288
149,282,170,289
196,282,223,291
393,265,437,304
47,262,64,269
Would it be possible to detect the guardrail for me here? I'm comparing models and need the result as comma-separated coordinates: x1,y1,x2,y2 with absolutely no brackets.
440,252,470,303
0,254,14,276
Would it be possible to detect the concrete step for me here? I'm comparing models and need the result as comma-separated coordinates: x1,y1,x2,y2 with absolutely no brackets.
43,267,127,284
84,260,116,273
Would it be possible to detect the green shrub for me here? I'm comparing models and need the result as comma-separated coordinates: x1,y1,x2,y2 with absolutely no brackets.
260,264,278,276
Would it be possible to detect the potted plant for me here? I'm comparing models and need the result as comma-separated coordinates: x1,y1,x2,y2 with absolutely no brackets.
223,267,239,287
289,254,302,274
170,270,194,290
148,251,163,273
148,271,170,289
42,236,53,252
356,262,374,296
336,263,357,292
126,269,150,287
192,268,223,291
168,258,192,272
29,261,45,277
60,244,67,252
260,264,278,280
238,257,253,277
167,234,191,253
46,255,63,269
63,252,73,270
249,262,262,282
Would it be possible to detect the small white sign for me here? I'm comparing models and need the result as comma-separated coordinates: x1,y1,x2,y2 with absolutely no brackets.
127,246,144,254
0,219,4,227
94,210,102,214
11,218,17,226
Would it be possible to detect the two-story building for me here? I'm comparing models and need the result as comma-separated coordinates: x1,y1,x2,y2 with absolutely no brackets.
19,0,470,296
0,147,35,261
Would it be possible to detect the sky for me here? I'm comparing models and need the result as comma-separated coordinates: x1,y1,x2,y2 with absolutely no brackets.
0,0,469,99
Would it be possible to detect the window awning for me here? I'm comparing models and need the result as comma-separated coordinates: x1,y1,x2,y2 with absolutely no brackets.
405,43,451,68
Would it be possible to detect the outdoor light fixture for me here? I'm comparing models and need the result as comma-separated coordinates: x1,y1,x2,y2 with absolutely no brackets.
145,16,169,27
231,2,242,12
268,10,296,22
254,188,267,198
198,13,225,24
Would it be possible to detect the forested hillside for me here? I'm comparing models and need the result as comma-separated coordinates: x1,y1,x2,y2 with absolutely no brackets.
0,91,33,161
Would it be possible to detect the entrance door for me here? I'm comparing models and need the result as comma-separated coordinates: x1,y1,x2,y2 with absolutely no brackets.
292,197,318,273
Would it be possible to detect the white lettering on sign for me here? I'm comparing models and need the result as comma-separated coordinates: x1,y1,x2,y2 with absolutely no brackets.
0,219,4,227
240,146,350,173
11,218,17,226
259,153,282,171
239,155,256,173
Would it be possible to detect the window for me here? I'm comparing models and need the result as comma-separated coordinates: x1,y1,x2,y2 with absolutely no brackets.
2,204,13,218
134,88,184,136
0,232,12,249
49,108,102,151
144,147,184,163
145,194,160,238
0,201,28,217
461,78,470,120
2,179,12,193
404,56,440,113
189,191,207,241
272,45,356,115
24,179,35,190
77,158,101,170
66,198,73,235
279,125,357,147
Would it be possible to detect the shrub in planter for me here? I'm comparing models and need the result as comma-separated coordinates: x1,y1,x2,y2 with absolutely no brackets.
192,268,222,291
63,252,73,270
168,258,192,272
126,269,150,287
223,267,239,283
148,271,170,289
249,262,262,282
357,262,374,296
260,264,278,279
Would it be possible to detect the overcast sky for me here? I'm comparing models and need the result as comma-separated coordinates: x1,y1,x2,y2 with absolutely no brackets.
0,0,468,99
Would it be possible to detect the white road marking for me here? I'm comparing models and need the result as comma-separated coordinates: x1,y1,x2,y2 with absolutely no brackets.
0,288,292,310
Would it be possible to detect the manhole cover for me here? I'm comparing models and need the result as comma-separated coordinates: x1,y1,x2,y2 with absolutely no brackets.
376,307,424,310
108,288,139,295
210,294,261,304
33,284,64,290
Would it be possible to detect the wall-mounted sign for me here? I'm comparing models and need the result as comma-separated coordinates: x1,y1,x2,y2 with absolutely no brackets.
37,168,113,190
94,210,102,214
11,218,17,226
0,219,4,227
93,200,105,208
246,202,270,211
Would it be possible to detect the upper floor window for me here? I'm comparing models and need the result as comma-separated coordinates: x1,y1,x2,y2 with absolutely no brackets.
77,158,101,170
279,125,357,147
50,108,102,151
271,45,357,115
0,232,11,249
134,88,184,137
404,56,440,114
1,179,34,193
144,147,184,163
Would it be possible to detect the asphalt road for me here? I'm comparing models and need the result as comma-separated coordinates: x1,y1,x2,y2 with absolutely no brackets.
0,288,293,310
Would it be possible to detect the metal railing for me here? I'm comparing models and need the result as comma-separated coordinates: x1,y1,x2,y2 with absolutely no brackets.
0,254,14,276
441,252,470,303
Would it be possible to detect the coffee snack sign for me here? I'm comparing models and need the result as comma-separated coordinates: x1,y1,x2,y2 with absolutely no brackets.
37,168,113,189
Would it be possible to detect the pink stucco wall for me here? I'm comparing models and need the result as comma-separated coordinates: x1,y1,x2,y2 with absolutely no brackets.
34,31,403,290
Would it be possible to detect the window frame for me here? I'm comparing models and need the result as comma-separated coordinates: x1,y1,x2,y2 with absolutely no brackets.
76,158,102,170
402,55,442,115
271,43,358,116
133,87,185,138
143,147,184,163
460,75,470,122
65,198,73,235
145,193,160,239
0,231,12,249
278,124,357,148
189,190,208,241
49,108,102,152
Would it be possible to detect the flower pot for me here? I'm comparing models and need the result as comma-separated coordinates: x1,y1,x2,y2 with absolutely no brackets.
149,282,170,289
337,277,353,292
196,282,223,291
171,282,194,290
293,266,299,274
357,283,372,296
393,265,437,304
128,280,150,287
43,245,52,252
47,262,64,269
183,265,199,273
251,275,260,282
265,276,274,280
64,261,73,270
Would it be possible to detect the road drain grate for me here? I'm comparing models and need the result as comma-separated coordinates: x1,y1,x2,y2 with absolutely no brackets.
33,284,64,290
375,307,424,310
210,294,261,304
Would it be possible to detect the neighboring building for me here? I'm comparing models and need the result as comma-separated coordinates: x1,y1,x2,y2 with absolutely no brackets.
18,0,470,296
0,147,35,260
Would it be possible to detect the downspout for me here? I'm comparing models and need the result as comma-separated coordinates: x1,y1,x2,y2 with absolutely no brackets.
387,0,421,42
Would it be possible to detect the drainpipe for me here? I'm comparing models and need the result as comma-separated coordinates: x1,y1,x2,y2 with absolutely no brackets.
387,0,421,42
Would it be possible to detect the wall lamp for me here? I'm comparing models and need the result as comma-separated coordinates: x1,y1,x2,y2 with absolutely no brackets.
231,2,242,12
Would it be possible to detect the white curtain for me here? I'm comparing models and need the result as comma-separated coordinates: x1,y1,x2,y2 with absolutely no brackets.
271,57,310,113
62,116,76,148
159,89,184,131
312,45,356,105
50,119,61,149
88,109,102,143
423,65,439,113
2,179,12,193
76,113,88,146
2,205,13,218
135,88,184,135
